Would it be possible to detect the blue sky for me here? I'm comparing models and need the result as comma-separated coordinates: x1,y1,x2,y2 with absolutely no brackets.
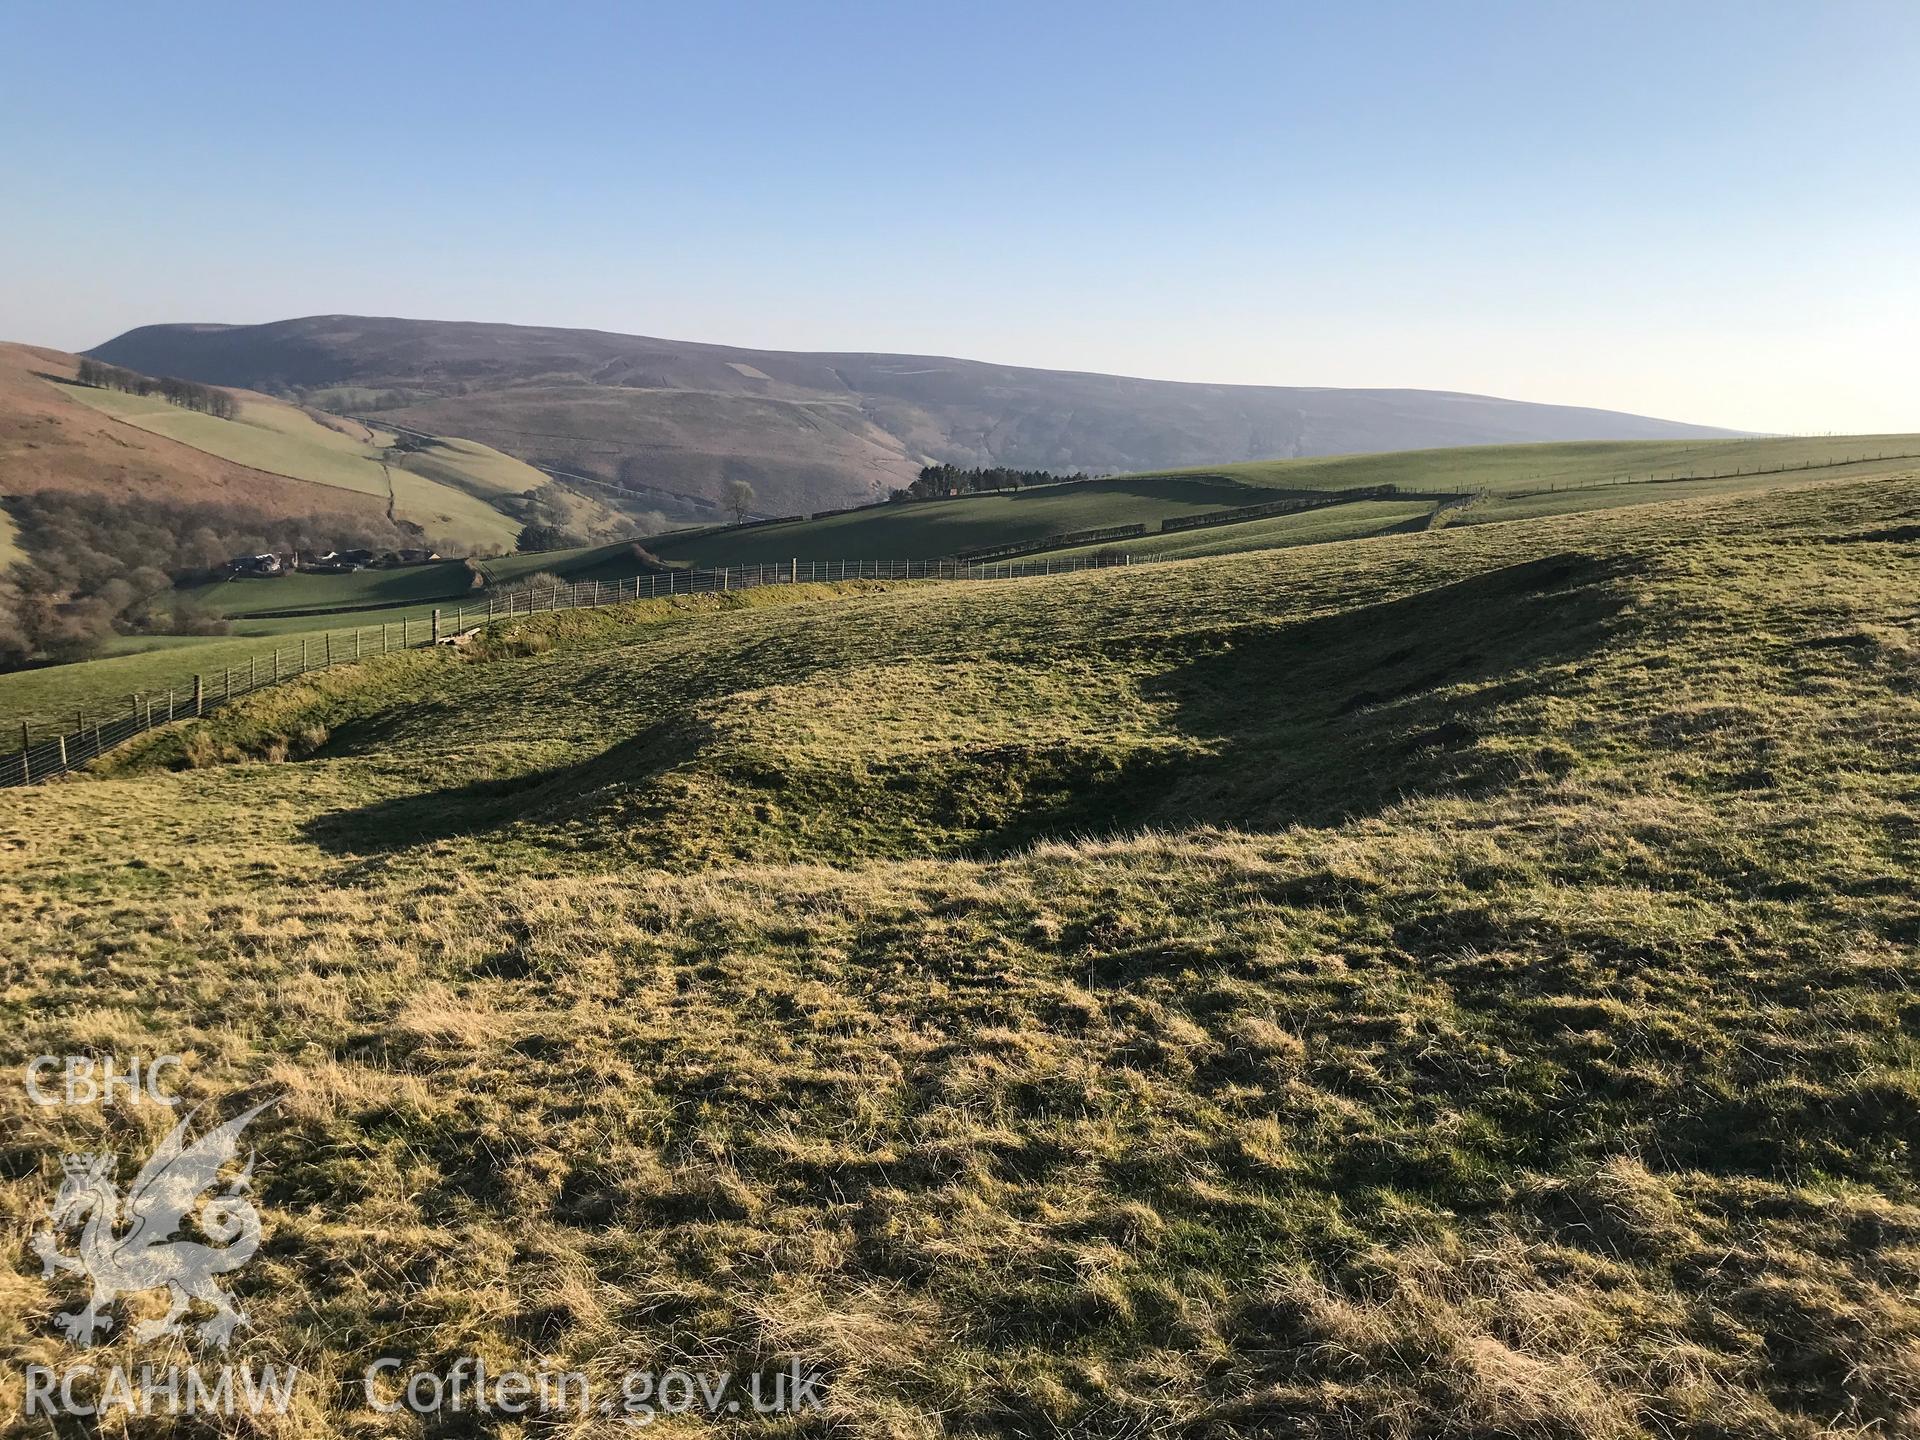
2,0,1916,433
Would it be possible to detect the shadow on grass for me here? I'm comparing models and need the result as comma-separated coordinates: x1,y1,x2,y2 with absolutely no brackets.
302,552,1636,859
299,717,706,855
1134,550,1638,831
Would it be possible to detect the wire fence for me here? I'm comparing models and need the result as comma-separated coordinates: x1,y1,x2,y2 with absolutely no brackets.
0,552,1134,787
1510,450,1920,495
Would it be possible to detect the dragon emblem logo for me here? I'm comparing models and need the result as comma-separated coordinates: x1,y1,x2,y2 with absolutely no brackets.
29,1099,277,1349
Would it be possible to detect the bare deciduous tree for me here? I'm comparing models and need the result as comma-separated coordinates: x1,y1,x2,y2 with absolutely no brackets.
725,479,756,523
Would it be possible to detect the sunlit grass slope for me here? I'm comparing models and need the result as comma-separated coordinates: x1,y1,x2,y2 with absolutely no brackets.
64,382,394,496
60,381,525,549
4,472,1920,1436
390,431,550,503
1048,496,1436,561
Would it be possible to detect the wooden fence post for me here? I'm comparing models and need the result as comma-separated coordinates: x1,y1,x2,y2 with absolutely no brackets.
193,675,204,717
301,638,309,672
432,609,441,644
326,634,333,666
57,734,68,772
18,723,28,785
790,557,798,585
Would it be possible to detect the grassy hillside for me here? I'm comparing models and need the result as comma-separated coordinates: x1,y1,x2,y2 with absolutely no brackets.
642,434,1920,565
60,380,528,550
0,343,393,521
390,430,558,503
64,383,400,496
4,471,1919,1435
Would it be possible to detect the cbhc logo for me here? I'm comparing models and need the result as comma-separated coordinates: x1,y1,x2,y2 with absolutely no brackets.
25,1055,184,1107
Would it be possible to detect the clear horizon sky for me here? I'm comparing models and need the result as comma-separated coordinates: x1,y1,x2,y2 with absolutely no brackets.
2,0,1916,435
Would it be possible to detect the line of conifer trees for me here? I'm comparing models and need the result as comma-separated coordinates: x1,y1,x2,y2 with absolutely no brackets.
74,358,238,420
892,464,1088,501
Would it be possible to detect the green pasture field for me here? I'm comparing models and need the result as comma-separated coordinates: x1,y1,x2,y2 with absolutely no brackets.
190,563,484,618
641,472,1292,565
1047,496,1438,561
1454,461,1918,525
1157,432,1920,496
0,613,452,733
641,433,1920,565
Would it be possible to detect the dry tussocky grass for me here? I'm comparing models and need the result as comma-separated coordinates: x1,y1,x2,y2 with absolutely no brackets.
2,472,1919,1437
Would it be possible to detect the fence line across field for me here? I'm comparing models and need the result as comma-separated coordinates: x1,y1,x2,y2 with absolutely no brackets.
0,552,1134,787
12,445,1913,788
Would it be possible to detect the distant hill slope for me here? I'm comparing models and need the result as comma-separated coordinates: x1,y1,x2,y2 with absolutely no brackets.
0,342,394,522
0,342,643,559
89,315,1746,518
